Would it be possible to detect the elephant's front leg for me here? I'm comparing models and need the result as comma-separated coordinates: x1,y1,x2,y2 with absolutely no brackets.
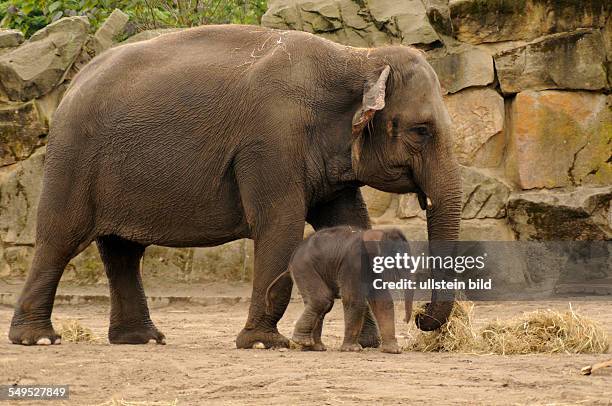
307,187,381,348
235,220,304,349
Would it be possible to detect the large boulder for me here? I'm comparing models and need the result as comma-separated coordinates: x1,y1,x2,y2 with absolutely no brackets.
0,148,45,245
505,91,612,189
461,167,510,220
447,0,610,44
90,9,129,55
428,46,494,94
262,0,439,47
495,29,609,94
444,87,505,167
0,101,47,166
368,0,440,45
0,29,24,48
507,186,612,240
0,17,89,101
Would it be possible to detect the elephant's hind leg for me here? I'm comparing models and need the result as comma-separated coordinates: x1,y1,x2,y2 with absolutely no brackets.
9,242,88,345
96,235,165,344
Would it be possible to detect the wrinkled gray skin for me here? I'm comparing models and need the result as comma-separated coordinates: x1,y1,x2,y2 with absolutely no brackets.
9,25,461,347
268,226,413,354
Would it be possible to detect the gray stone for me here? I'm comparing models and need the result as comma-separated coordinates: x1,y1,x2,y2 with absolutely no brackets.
91,9,129,54
507,186,612,241
444,87,504,168
0,148,45,245
0,17,89,101
0,29,24,48
428,46,494,94
0,101,47,166
495,30,609,94
448,0,610,45
368,0,439,45
461,167,510,220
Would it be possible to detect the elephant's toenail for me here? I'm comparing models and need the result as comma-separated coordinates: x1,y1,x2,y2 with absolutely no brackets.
36,338,52,345
252,342,266,349
53,338,61,345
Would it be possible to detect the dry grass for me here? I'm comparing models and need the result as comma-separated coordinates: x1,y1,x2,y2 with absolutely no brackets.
407,302,609,355
60,319,98,343
481,306,610,355
406,301,480,352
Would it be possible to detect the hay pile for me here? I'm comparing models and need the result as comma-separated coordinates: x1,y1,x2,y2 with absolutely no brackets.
481,307,610,355
407,301,479,352
60,319,98,343
407,302,609,354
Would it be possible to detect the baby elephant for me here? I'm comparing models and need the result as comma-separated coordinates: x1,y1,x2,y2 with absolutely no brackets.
268,226,413,354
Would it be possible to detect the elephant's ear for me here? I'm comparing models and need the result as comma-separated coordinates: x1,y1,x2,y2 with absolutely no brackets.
362,229,385,257
351,65,391,138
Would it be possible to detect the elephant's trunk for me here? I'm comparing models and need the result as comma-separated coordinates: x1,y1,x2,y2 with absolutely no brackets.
415,153,462,331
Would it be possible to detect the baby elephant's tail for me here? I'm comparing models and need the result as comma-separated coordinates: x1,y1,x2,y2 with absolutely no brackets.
265,270,291,315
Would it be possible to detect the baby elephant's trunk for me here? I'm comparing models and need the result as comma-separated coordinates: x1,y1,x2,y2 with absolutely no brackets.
403,285,414,324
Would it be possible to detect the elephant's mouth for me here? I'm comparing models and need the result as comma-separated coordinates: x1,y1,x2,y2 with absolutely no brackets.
416,188,432,211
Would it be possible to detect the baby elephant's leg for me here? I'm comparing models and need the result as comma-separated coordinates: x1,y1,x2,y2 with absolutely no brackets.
292,274,334,349
368,289,401,354
311,301,333,351
340,296,367,352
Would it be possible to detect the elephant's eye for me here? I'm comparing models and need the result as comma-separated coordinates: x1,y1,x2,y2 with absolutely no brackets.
409,125,431,143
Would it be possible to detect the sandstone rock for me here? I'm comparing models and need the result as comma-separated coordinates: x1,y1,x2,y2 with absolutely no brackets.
0,29,24,48
428,46,494,94
368,0,439,45
0,101,47,166
33,83,67,127
361,186,393,218
0,17,89,101
263,0,439,46
90,9,129,55
459,218,516,241
448,0,610,44
0,148,45,245
506,91,612,189
495,30,609,94
507,186,612,240
444,87,504,167
461,167,510,219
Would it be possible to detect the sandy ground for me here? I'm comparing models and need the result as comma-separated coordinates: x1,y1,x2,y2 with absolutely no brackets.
1,293,611,406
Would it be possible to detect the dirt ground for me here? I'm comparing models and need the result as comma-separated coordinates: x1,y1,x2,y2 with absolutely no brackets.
1,291,611,406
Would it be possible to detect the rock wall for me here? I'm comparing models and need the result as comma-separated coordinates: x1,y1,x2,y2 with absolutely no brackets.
264,0,612,243
1,1,611,285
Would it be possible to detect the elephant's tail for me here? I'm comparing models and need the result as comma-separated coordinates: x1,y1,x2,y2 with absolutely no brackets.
265,270,292,315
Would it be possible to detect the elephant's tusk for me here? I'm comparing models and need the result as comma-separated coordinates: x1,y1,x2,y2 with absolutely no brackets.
426,197,433,210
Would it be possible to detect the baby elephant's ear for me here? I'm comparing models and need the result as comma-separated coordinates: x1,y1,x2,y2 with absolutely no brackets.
362,229,385,257
351,65,391,138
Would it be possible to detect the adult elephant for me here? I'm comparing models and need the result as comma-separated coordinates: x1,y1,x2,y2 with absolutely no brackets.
9,25,461,347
